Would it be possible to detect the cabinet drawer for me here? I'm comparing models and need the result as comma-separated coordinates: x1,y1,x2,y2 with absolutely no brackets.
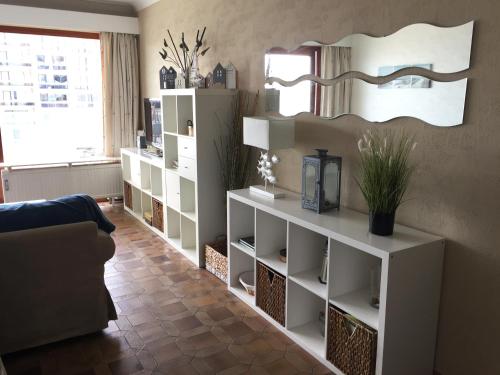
165,171,180,210
178,156,196,181
178,137,196,159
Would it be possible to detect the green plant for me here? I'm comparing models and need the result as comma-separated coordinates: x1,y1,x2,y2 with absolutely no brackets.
214,91,259,201
356,129,416,214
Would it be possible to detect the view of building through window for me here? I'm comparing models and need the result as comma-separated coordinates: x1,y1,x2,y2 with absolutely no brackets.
0,32,103,164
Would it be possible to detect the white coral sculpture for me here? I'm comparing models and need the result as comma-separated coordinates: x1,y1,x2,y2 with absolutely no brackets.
257,152,280,191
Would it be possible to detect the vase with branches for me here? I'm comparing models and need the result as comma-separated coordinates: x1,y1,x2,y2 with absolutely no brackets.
356,129,416,236
214,91,259,204
159,27,210,88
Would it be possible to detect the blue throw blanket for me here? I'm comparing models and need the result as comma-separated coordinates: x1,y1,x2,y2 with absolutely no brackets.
0,194,115,234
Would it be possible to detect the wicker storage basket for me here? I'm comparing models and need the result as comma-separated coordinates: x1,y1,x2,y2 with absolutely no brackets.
205,237,227,282
124,181,132,210
256,261,286,326
327,305,377,375
152,198,163,232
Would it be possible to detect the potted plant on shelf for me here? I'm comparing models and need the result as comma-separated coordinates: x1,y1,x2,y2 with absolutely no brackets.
356,129,416,236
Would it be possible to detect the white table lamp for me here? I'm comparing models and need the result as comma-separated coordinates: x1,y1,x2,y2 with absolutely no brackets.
243,116,295,199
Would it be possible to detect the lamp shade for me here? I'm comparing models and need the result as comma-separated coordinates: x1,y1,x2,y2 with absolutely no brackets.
243,116,295,150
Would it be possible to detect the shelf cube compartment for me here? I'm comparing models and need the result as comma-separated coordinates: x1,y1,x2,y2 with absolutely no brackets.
122,153,131,181
140,161,151,191
150,165,163,199
130,157,141,187
181,215,196,251
329,239,382,330
164,134,178,170
131,186,142,216
141,191,152,220
152,197,164,232
255,210,287,276
229,244,255,306
176,95,194,136
180,177,196,220
123,181,132,210
165,170,180,211
288,223,329,299
287,279,327,358
162,95,177,133
229,199,255,254
166,206,181,244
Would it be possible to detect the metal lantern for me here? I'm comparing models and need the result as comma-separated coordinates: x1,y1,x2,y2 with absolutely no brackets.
302,149,342,213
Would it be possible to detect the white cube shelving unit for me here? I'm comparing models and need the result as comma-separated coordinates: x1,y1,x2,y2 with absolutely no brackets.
121,88,236,267
227,188,445,375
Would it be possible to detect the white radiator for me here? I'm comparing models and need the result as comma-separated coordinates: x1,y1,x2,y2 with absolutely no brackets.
1,162,123,203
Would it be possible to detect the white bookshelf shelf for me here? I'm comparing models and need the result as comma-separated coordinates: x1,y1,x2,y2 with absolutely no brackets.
228,188,445,375
122,89,237,267
230,285,255,306
257,252,286,276
289,268,327,300
289,320,326,358
330,288,379,330
230,241,255,257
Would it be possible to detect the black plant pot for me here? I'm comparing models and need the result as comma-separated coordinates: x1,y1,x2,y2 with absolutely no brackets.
369,211,395,236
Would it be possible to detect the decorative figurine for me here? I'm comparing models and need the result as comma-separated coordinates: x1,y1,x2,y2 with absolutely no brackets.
212,62,226,88
225,62,237,89
256,152,280,194
165,66,177,89
205,72,213,88
159,66,169,89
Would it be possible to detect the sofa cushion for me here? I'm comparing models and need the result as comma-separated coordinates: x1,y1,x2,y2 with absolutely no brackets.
0,194,115,234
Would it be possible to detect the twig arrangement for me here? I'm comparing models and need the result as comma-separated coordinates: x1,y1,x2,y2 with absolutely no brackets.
214,91,260,202
159,27,210,75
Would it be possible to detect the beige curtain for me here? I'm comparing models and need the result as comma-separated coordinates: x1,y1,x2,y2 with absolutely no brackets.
101,32,140,157
320,46,352,118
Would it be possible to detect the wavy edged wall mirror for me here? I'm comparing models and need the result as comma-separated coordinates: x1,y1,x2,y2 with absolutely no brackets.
264,21,474,126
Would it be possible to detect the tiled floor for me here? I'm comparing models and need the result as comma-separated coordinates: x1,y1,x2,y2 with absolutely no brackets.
2,204,332,375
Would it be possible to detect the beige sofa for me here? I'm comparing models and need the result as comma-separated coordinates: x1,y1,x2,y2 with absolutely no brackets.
0,221,117,354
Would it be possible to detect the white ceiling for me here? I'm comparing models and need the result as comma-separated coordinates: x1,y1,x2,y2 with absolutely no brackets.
104,0,159,11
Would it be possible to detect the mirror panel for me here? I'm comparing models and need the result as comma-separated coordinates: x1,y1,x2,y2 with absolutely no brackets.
264,21,473,126
265,21,474,81
265,78,467,126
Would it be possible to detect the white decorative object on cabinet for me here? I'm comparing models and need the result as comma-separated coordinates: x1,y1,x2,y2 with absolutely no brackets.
121,88,236,267
227,188,445,375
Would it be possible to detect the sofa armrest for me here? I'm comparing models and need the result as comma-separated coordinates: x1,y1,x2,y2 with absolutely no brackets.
96,229,115,263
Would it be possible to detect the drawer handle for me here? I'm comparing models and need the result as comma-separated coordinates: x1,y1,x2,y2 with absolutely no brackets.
184,146,188,149
267,270,275,284
184,166,188,169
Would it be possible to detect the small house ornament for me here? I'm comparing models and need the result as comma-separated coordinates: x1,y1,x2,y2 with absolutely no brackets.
302,149,342,213
225,62,237,89
212,62,226,88
175,76,185,89
159,66,169,89
205,72,213,88
165,67,177,89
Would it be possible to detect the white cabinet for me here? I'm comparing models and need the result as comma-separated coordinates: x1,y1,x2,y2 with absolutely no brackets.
122,88,236,267
227,188,445,375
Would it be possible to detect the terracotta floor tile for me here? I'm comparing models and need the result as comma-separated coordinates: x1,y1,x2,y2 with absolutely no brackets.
206,306,234,321
108,355,143,375
2,204,327,375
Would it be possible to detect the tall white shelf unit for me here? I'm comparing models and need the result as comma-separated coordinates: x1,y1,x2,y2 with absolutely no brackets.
121,88,236,267
227,188,445,375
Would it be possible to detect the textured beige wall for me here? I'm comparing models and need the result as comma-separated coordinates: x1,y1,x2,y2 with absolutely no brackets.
138,1,500,374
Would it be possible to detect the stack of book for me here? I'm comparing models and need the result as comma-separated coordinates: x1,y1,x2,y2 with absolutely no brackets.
238,236,255,251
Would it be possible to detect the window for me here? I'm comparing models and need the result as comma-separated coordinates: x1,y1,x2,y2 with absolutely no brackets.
0,30,103,164
265,47,320,116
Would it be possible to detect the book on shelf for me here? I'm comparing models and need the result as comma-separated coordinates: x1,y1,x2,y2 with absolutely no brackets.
238,236,255,251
